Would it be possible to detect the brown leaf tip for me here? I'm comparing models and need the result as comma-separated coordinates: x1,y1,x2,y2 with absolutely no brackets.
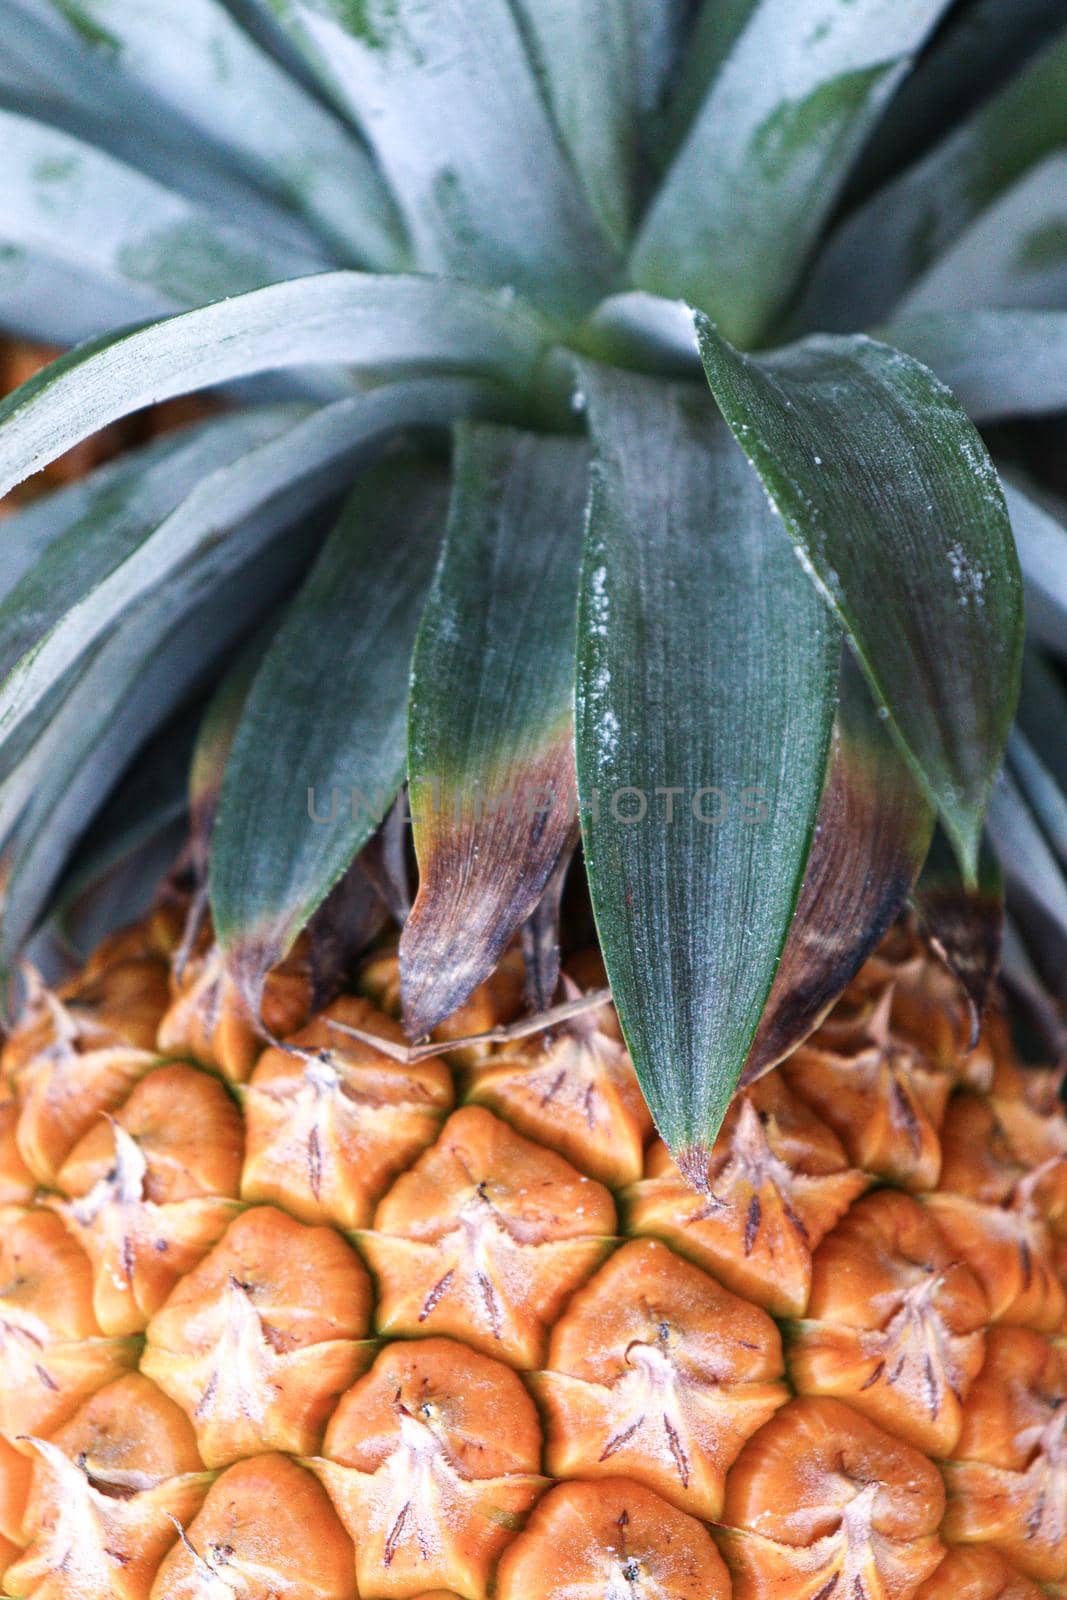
675,1144,713,1195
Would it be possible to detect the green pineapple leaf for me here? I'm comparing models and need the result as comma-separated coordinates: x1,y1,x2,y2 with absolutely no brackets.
986,765,1067,949
845,0,1067,198
262,0,617,317
696,316,1023,882
0,515,316,983
210,457,449,1010
742,654,934,1085
797,27,1067,332
0,389,467,762
575,364,839,1173
46,703,199,960
631,0,951,345
400,423,589,1037
38,0,408,269
878,309,1067,421
187,630,275,892
1001,477,1067,652
0,274,546,501
0,109,324,346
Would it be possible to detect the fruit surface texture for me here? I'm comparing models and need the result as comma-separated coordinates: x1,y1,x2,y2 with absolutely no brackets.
0,915,1064,1600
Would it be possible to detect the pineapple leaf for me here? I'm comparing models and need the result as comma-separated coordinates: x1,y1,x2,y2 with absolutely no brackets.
986,766,1067,949
888,153,1067,318
0,388,473,763
261,0,617,317
845,0,1067,199
0,274,546,500
0,428,197,605
0,516,317,982
508,0,635,250
742,653,934,1085
695,317,1023,881
912,826,1003,1050
631,0,951,345
882,309,1067,421
37,0,408,269
0,109,324,346
1000,477,1067,655
1017,650,1067,798
188,630,274,887
210,457,450,1007
797,27,1067,332
575,364,839,1174
1009,723,1067,869
0,409,304,702
400,424,589,1038
45,702,199,959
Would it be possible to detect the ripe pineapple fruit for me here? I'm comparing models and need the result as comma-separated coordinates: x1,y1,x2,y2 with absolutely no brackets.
3,0,1067,1595
0,913,1065,1597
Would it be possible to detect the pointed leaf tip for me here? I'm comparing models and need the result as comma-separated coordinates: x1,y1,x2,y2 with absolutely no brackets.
576,363,837,1159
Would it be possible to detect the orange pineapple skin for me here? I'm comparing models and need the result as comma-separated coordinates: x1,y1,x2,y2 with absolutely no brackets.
0,919,1065,1599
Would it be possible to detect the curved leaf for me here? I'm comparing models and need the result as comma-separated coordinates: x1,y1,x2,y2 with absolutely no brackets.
878,310,1067,421
39,0,408,268
798,26,1067,330
211,457,449,1002
0,384,484,758
741,654,934,1084
576,364,839,1175
1001,477,1067,654
47,700,200,956
0,272,547,500
0,427,197,603
846,0,1067,198
631,0,950,344
400,423,589,1036
0,515,316,978
696,317,1023,879
0,408,304,707
986,766,1067,944
894,152,1067,317
1008,727,1067,872
263,0,616,316
0,110,322,342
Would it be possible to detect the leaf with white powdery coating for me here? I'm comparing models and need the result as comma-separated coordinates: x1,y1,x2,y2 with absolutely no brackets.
0,272,549,501
742,654,934,1085
509,0,635,249
211,457,450,1008
880,310,1067,421
0,108,322,338
631,0,951,345
576,365,839,1177
40,0,408,268
400,423,589,1037
696,317,1023,882
0,383,484,761
797,26,1067,331
262,0,616,316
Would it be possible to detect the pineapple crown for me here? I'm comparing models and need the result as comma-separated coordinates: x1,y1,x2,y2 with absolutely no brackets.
0,0,1066,1167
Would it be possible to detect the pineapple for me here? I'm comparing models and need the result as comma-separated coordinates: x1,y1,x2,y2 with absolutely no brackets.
1,0,1067,1596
